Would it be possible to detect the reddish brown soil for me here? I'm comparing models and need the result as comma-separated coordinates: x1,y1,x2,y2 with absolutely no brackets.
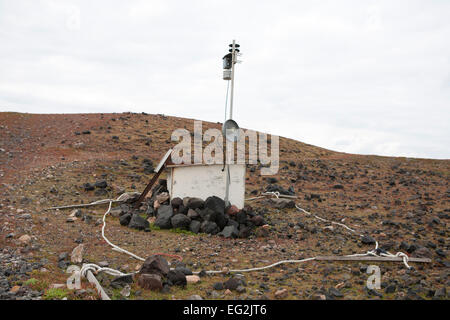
0,112,448,300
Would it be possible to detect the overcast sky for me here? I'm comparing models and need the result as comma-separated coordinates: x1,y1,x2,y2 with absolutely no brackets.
0,0,449,159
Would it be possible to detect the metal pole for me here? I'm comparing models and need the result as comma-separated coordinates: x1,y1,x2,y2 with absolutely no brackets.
224,40,237,206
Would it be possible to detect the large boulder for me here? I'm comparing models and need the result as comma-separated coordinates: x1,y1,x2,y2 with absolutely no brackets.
137,274,163,291
155,205,174,229
250,215,265,226
189,220,201,234
120,192,141,204
236,211,247,224
361,235,376,245
119,213,132,226
139,255,170,277
94,180,107,188
171,214,191,230
200,221,219,235
128,214,150,231
111,204,131,217
186,197,205,209
156,192,170,204
167,270,187,287
227,219,239,228
224,277,240,290
187,209,200,220
205,196,225,215
171,197,183,209
175,266,193,276
270,198,295,209
218,225,238,238
199,207,215,221
200,206,227,229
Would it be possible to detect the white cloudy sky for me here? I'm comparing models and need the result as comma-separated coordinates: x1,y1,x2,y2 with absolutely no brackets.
0,0,449,159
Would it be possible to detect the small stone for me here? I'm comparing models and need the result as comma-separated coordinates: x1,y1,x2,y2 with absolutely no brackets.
218,225,238,238
18,234,31,244
156,192,170,204
187,294,203,300
120,284,131,297
224,278,240,290
226,205,240,216
361,235,376,245
58,252,69,261
328,287,343,298
98,261,109,268
70,209,83,218
250,215,265,226
311,294,327,300
70,244,85,263
236,285,246,293
385,284,396,294
275,288,288,299
10,286,21,294
186,275,200,284
224,289,232,295
213,282,224,290
434,287,447,298
256,226,270,238
83,183,95,191
95,180,107,189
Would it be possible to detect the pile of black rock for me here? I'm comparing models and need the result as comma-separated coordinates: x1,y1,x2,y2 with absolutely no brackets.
111,179,268,239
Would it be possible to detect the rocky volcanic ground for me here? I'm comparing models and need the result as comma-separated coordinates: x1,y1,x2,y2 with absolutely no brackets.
0,112,448,300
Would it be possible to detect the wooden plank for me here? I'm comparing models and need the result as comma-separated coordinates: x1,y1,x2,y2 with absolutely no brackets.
86,270,111,300
134,149,173,208
315,256,431,263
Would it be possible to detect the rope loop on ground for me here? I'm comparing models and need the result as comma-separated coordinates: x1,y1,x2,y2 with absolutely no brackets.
54,192,413,278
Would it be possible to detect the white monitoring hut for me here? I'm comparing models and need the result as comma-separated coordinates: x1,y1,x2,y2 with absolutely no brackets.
166,163,246,209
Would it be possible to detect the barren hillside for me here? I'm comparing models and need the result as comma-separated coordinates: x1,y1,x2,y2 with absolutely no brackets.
0,112,448,300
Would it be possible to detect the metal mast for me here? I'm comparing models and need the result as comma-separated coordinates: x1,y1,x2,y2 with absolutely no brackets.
223,40,240,206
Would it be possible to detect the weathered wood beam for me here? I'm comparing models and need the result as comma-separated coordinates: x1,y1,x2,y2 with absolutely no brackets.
315,256,431,263
85,270,111,300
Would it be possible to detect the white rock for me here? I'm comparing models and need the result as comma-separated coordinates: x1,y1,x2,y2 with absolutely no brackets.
18,234,31,244
70,244,85,263
186,275,200,284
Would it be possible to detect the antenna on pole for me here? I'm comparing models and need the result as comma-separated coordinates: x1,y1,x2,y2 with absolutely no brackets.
222,40,241,206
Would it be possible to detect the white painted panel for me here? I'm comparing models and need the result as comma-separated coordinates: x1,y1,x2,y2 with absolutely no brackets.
167,164,245,209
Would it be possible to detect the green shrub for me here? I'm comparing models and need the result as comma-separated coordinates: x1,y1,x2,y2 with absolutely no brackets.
43,288,69,300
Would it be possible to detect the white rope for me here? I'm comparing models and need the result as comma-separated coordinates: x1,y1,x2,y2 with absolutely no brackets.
54,192,412,281
295,204,411,269
245,191,298,201
80,263,135,278
100,194,146,262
